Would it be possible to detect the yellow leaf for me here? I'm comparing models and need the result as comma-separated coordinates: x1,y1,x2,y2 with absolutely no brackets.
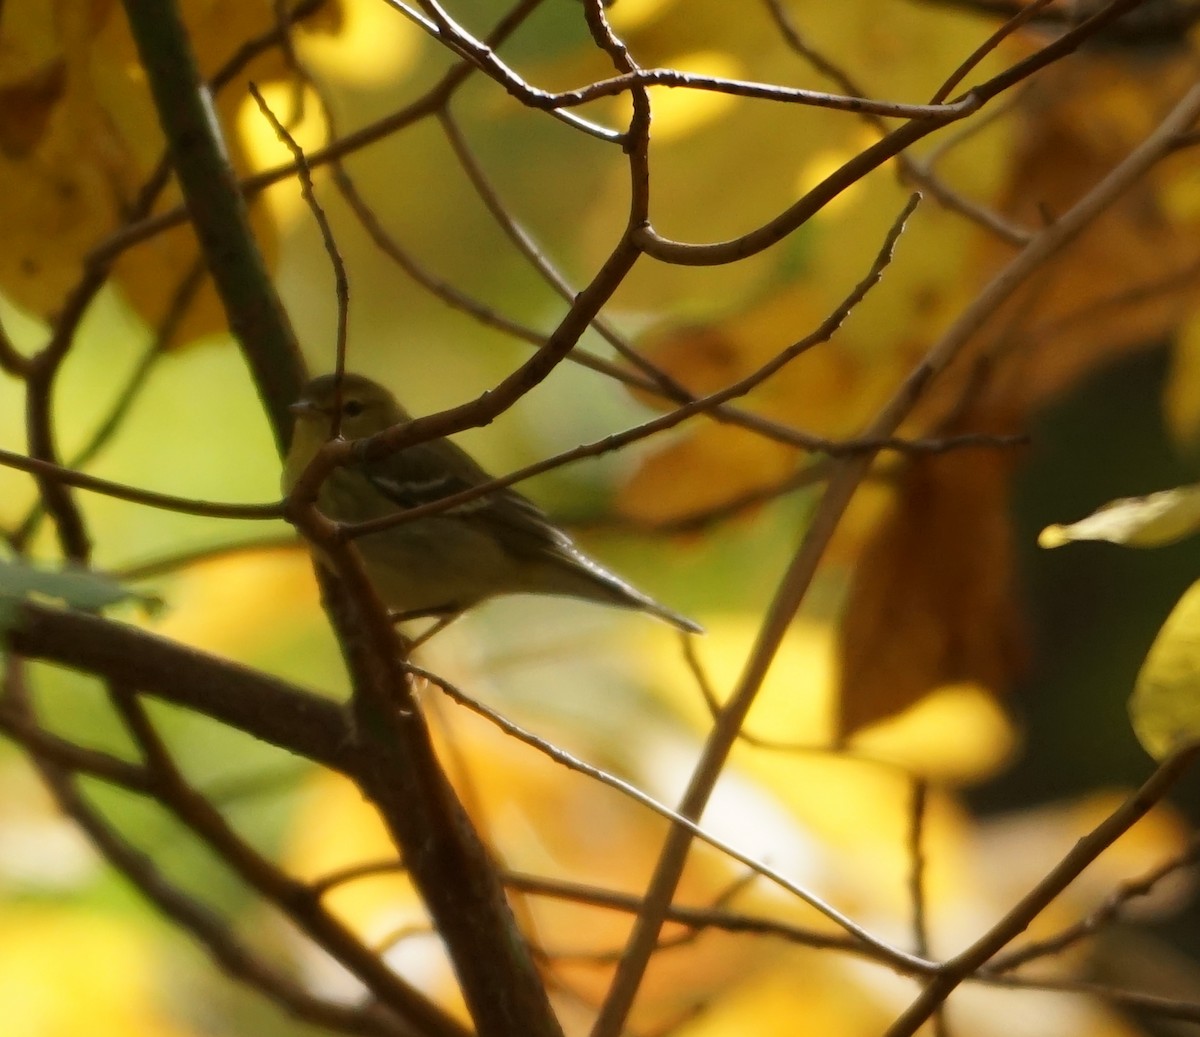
647,51,742,141
0,908,197,1037
617,421,797,526
0,0,346,336
848,682,1016,781
1039,484,1200,550
1131,578,1200,758
1165,314,1200,447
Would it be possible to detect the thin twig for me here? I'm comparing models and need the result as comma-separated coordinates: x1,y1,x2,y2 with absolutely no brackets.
248,83,350,385
122,0,306,447
0,707,150,791
413,660,927,973
106,680,467,1037
907,778,933,959
886,743,1200,1035
311,858,407,898
505,871,873,956
393,0,982,119
87,0,574,267
762,0,1035,245
341,195,921,540
907,779,946,1037
0,446,284,519
988,836,1200,972
927,0,1058,104
437,109,689,396
638,0,1154,267
974,971,1200,1025
12,260,208,550
1,659,410,1037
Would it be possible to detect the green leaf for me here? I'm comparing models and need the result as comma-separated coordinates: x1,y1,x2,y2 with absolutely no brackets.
1039,483,1200,549
0,557,162,632
1130,577,1200,758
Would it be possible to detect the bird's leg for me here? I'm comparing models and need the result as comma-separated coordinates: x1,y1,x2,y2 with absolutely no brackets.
387,606,462,650
406,613,461,650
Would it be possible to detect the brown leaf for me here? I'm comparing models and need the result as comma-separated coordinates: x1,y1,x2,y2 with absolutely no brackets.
836,421,1028,739
960,56,1200,420
0,61,65,158
617,421,798,528
834,52,1200,738
0,0,343,336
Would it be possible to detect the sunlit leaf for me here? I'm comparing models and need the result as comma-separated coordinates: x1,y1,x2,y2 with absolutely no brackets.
1130,577,1200,759
1039,484,1200,550
0,0,343,340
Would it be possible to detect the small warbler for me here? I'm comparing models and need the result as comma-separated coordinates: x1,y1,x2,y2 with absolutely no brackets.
283,373,701,634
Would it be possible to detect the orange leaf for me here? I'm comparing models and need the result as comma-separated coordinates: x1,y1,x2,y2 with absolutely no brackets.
617,422,797,527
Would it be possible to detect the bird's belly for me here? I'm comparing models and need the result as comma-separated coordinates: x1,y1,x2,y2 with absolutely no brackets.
354,517,519,615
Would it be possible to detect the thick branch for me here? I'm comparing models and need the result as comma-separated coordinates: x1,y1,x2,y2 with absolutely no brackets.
120,0,306,449
291,512,565,1037
4,602,353,772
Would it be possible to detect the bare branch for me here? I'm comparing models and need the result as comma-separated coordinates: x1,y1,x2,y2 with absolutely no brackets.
5,601,353,772
413,660,927,974
988,837,1200,971
637,0,1155,266
0,446,284,519
1,659,413,1037
121,0,306,445
248,84,350,384
887,744,1200,1035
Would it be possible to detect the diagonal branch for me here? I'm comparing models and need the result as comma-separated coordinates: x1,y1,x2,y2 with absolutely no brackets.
121,0,306,446
887,743,1200,1035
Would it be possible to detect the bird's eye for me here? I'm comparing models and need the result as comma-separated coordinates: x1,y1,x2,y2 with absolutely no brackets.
342,399,365,418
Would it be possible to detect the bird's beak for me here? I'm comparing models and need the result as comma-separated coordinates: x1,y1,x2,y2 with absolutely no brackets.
289,399,319,416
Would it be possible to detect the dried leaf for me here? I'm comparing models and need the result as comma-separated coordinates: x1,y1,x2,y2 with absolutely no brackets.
617,422,798,528
836,436,1027,738
957,56,1200,423
0,0,342,339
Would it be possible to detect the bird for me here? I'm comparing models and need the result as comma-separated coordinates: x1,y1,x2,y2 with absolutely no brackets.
283,372,702,637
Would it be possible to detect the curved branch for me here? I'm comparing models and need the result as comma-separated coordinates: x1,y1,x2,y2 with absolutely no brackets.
636,0,1155,266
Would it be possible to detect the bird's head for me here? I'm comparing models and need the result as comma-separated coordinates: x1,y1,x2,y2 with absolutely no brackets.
289,373,409,440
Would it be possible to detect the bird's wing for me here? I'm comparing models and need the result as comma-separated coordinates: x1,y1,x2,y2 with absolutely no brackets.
360,438,572,559
359,436,703,632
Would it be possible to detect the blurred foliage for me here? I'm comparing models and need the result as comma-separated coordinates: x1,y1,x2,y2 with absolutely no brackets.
2,0,1200,1035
